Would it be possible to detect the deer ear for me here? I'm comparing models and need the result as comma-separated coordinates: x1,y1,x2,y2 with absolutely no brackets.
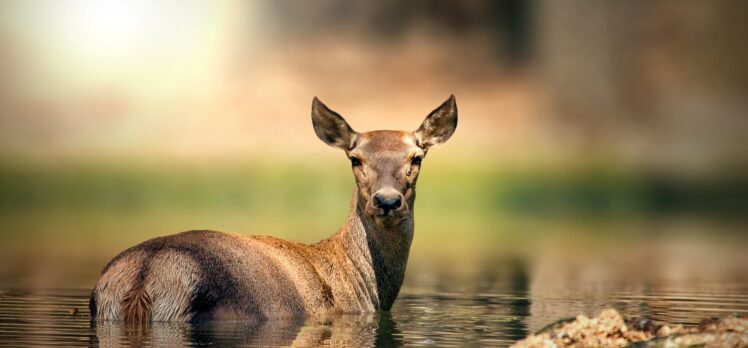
312,97,357,150
414,95,457,149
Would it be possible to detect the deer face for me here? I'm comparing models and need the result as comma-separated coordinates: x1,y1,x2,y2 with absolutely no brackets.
312,96,457,222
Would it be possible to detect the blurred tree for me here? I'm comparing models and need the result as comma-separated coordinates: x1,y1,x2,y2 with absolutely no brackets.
261,0,533,67
537,0,748,169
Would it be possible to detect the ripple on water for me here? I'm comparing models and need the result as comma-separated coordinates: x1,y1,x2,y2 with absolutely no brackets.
2,286,747,347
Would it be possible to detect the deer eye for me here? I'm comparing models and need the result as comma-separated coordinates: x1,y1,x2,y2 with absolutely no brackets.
411,156,423,166
350,156,362,167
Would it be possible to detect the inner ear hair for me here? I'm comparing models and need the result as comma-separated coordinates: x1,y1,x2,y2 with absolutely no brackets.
311,97,357,150
415,95,457,149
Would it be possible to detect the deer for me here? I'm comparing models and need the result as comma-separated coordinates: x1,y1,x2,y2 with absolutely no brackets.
89,95,457,323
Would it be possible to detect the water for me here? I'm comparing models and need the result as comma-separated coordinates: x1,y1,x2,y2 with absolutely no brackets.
2,285,748,347
1,228,747,347
2,254,748,346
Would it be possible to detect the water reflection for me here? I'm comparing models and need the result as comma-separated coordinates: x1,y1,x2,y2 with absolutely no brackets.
1,235,747,347
92,312,400,347
526,234,748,332
1,282,747,347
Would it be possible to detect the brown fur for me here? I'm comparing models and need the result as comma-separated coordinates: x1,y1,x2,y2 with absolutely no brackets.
122,286,152,323
90,96,457,323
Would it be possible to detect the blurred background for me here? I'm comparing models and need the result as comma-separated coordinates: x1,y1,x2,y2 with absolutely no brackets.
0,0,746,317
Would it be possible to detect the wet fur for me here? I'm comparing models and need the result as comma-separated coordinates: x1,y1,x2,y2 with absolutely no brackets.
91,190,411,322
90,97,456,323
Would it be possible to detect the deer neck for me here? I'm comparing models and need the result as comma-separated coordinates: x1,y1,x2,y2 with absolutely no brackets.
338,189,414,310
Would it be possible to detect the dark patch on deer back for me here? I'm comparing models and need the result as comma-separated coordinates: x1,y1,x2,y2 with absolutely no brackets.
97,230,311,321
124,230,257,322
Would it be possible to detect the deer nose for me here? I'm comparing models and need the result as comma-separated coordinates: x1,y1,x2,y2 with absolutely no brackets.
373,191,403,213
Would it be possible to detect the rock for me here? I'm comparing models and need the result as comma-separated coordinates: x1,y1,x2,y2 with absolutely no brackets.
511,309,748,348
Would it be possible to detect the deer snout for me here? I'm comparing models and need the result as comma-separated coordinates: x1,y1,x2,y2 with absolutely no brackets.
372,189,403,214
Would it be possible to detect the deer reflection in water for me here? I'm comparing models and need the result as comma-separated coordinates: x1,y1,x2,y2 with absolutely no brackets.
93,312,403,347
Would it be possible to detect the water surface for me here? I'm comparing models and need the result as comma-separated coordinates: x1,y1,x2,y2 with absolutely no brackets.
1,233,747,347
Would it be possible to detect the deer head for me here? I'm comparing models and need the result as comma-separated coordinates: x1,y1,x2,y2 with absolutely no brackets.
311,96,457,224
